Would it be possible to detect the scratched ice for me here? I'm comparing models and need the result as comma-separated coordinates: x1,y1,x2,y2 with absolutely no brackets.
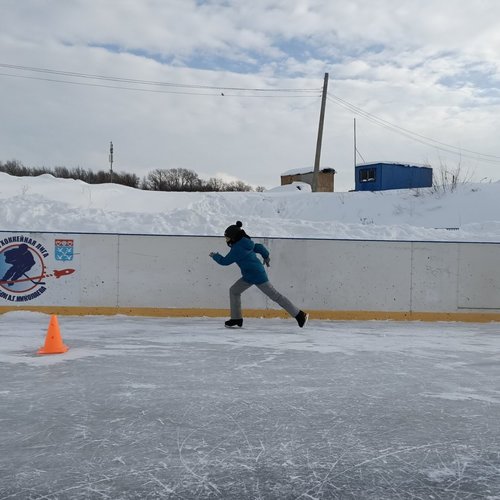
1,312,499,499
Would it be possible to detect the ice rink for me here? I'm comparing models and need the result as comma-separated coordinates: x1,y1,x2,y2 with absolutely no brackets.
1,312,500,499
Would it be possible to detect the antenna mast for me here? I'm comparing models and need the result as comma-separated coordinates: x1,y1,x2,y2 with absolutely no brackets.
109,141,114,183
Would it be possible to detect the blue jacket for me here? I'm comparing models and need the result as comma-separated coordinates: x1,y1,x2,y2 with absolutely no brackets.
211,237,269,285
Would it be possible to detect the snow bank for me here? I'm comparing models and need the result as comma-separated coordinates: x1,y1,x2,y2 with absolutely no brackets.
1,172,499,241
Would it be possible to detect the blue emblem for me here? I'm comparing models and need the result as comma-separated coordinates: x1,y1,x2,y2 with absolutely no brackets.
55,239,74,261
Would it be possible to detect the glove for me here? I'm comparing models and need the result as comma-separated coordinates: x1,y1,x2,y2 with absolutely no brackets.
264,257,270,267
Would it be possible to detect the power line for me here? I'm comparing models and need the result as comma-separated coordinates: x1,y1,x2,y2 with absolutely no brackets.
0,62,321,94
328,92,500,161
327,93,500,165
0,72,320,98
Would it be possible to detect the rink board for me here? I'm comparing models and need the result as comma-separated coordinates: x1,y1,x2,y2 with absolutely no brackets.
0,231,499,320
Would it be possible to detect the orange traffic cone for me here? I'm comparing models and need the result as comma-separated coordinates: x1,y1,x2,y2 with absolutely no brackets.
38,315,69,355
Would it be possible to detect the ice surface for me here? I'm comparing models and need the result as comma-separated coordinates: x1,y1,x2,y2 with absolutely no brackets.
1,312,499,498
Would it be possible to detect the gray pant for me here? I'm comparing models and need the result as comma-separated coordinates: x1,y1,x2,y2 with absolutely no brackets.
230,278,300,319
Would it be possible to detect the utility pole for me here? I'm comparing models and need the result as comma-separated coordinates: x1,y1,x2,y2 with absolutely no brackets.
312,72,329,192
109,141,114,183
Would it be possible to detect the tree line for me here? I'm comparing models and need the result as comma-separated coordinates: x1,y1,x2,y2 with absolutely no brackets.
0,160,263,192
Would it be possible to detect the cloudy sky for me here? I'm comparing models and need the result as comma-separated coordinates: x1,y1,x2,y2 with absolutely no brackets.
1,0,500,191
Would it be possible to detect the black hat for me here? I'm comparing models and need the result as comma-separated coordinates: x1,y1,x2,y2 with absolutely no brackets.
224,220,243,241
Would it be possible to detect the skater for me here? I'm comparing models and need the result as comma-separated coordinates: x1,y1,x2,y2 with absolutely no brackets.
209,221,308,328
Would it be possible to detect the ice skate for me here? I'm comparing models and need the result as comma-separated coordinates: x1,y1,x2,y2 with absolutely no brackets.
225,318,243,328
295,310,309,328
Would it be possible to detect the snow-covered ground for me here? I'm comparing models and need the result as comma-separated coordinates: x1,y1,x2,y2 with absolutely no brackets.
1,172,500,241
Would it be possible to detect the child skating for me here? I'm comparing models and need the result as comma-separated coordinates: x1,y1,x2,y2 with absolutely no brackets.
209,221,308,328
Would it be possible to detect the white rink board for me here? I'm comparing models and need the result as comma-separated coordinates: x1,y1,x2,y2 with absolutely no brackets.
1,231,499,315
458,243,500,309
80,234,118,307
410,242,460,312
264,239,413,312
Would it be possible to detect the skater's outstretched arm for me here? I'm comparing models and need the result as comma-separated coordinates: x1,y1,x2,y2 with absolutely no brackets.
209,248,238,266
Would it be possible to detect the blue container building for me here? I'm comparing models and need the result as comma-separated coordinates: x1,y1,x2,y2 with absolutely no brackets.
355,162,433,191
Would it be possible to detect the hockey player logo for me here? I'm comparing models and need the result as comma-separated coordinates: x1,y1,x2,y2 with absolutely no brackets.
1,243,38,288
0,237,76,302
0,237,47,300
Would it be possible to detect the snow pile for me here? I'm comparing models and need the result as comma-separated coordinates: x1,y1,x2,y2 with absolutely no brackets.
1,172,500,241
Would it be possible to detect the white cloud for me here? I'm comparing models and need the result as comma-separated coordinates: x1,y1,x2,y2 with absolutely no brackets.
1,1,500,192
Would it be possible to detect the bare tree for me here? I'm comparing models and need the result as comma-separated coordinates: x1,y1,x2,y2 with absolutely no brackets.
164,168,202,191
432,160,474,194
222,180,253,192
142,169,169,191
205,177,226,191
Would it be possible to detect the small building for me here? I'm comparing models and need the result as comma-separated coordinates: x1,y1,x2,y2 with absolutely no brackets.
281,167,336,192
355,162,432,191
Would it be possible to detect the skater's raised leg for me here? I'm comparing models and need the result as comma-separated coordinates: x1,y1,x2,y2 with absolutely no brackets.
256,281,299,316
256,282,308,327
